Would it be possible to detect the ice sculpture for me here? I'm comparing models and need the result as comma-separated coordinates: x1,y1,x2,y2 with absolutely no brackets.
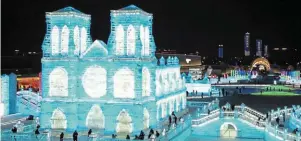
39,5,187,135
1,73,17,116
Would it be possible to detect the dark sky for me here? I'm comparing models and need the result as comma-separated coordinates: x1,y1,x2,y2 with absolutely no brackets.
2,0,301,57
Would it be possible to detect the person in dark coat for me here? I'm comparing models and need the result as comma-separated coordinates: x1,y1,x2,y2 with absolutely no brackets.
88,129,92,137
35,128,40,139
174,116,178,125
60,132,64,141
12,127,17,133
156,131,160,137
168,115,172,125
126,134,130,140
139,130,145,140
73,130,78,141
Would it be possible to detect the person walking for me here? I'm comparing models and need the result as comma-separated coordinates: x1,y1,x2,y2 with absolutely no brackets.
73,130,78,141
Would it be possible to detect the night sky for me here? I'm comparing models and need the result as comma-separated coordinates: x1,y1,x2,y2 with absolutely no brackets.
2,0,301,57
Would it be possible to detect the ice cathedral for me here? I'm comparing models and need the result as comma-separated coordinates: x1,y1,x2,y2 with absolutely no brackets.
39,5,187,134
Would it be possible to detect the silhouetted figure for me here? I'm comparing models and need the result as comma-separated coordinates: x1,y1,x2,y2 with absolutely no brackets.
210,92,212,97
60,132,64,141
172,111,175,116
283,112,286,122
88,129,92,137
239,88,242,93
156,131,160,137
112,134,117,139
174,116,178,125
196,90,198,95
35,128,40,139
150,129,154,134
134,135,139,140
186,91,189,97
11,127,17,133
126,135,130,140
73,130,78,141
276,117,280,125
36,124,40,129
168,115,172,125
208,109,210,115
148,128,154,139
201,92,203,98
139,130,145,140
260,90,262,95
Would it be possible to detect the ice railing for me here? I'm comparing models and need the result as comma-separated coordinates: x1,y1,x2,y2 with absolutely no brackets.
291,105,301,125
156,119,191,141
265,105,301,141
191,109,220,125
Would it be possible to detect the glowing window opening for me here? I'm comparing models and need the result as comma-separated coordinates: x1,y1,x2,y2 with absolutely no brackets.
81,27,87,54
86,105,105,129
127,25,135,56
73,26,80,55
51,108,67,129
82,65,107,98
51,26,59,55
61,25,69,55
116,109,133,134
116,25,125,55
142,67,151,97
114,68,135,98
49,67,68,97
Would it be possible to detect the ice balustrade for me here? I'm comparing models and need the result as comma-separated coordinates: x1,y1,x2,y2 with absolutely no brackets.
191,109,220,125
156,119,191,141
265,106,301,141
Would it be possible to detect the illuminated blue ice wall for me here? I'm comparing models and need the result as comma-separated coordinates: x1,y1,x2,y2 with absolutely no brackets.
1,73,17,116
40,5,186,135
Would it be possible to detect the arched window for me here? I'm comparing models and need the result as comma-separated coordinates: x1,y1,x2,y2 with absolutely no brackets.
49,67,68,97
51,108,67,129
86,105,105,129
51,26,59,55
143,108,150,129
115,25,124,55
140,25,145,56
114,68,135,98
142,67,151,97
73,26,80,55
126,25,135,56
116,109,133,134
61,25,69,55
81,27,87,54
82,65,107,98
144,26,150,56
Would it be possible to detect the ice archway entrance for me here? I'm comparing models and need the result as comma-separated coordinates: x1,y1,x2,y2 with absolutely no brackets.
220,122,238,138
116,109,133,134
86,105,105,129
51,108,67,129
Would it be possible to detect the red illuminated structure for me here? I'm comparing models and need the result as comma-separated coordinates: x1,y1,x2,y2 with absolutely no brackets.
17,73,41,92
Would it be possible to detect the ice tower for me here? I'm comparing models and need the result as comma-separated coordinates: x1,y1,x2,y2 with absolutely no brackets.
39,5,186,135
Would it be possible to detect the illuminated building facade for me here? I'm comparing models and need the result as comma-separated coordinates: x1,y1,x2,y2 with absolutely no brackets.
39,5,187,134
264,45,269,57
256,39,262,57
244,32,250,56
218,44,223,58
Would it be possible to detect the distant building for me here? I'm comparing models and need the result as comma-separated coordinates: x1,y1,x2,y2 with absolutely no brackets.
264,45,269,57
256,39,262,57
244,32,250,56
218,44,223,58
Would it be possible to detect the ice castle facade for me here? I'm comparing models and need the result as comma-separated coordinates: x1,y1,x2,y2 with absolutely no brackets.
39,5,187,134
